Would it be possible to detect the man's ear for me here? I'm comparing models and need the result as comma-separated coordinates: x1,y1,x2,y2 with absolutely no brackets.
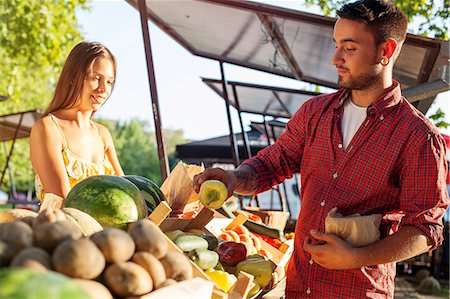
383,39,398,59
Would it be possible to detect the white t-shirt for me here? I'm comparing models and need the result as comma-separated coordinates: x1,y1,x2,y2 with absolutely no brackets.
341,99,367,150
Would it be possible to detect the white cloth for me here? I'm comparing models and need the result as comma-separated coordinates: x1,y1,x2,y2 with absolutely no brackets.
341,99,367,150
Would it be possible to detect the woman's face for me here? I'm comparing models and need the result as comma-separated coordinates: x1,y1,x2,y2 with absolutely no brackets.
79,56,115,112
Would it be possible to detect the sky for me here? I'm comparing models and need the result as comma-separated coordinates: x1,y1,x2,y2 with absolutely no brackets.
75,0,450,141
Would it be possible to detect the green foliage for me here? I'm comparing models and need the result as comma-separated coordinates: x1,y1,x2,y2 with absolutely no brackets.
427,108,450,129
0,0,88,193
303,0,449,39
0,140,34,193
0,0,88,114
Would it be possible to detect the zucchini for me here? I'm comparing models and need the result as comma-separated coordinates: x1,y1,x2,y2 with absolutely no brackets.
174,235,209,252
219,205,286,241
244,220,286,241
201,235,219,250
188,249,219,270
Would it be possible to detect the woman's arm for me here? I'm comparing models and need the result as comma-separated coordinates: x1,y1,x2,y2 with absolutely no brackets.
99,125,124,176
30,118,71,199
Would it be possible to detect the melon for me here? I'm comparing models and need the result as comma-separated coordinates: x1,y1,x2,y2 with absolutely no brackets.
123,175,166,213
63,175,147,229
0,268,90,298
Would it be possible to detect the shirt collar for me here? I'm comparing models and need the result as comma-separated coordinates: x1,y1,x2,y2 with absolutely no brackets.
333,81,402,116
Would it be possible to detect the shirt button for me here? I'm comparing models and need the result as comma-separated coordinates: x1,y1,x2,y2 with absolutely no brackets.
309,259,314,265
338,143,343,149
333,172,338,179
320,200,325,207
380,115,385,120
306,287,311,295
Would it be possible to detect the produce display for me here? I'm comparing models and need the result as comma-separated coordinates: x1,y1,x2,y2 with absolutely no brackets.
0,174,293,299
165,223,280,298
0,211,195,298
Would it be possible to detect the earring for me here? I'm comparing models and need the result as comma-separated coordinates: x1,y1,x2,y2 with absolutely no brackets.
381,57,389,66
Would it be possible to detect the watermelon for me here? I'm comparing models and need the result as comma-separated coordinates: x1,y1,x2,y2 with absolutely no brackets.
63,175,147,229
123,175,166,213
0,268,89,298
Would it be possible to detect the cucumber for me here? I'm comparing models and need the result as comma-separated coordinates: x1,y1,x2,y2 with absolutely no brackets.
218,205,286,241
244,220,286,242
174,235,209,252
188,248,219,270
201,235,219,250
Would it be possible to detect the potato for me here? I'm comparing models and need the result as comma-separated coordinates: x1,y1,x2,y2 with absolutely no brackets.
0,221,33,266
10,247,51,270
159,251,193,281
104,261,152,297
131,252,166,289
128,220,167,259
91,228,135,263
33,220,82,252
52,238,105,279
73,279,113,299
32,208,66,228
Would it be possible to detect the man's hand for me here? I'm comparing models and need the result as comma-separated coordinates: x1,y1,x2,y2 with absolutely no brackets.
303,229,360,270
193,168,237,198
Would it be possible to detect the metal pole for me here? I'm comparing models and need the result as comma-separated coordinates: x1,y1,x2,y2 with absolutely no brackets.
138,0,170,181
231,85,251,159
0,113,23,189
219,61,240,167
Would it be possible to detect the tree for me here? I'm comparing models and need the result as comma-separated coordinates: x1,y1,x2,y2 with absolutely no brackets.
0,0,88,193
304,0,449,39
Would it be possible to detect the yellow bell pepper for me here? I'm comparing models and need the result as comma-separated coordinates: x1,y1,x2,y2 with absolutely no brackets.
236,255,275,288
205,269,237,292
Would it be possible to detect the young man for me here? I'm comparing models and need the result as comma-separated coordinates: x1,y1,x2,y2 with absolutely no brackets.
194,0,449,297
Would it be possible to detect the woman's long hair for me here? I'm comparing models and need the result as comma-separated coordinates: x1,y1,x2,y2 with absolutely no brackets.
43,41,116,116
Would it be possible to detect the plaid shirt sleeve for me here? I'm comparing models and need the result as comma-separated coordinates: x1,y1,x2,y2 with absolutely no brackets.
398,125,449,249
241,100,310,194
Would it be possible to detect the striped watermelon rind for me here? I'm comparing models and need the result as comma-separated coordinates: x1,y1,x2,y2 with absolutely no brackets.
123,175,166,213
63,175,147,229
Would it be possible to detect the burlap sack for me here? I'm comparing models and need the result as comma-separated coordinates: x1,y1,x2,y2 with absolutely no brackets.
160,161,204,215
325,207,382,247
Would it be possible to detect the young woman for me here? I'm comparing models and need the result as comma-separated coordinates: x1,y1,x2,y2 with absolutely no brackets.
30,41,124,204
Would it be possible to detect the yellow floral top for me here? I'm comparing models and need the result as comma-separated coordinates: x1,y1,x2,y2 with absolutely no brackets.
35,114,115,201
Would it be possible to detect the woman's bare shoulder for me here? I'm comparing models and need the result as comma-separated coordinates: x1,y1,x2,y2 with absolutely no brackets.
92,121,112,137
31,115,60,139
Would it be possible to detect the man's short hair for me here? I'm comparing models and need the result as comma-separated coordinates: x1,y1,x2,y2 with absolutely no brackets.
337,0,407,48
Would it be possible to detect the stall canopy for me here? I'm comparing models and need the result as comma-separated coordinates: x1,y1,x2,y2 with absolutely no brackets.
126,0,448,98
0,110,42,142
202,78,320,118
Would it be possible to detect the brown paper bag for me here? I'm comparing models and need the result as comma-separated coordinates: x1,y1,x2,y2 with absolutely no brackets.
39,193,63,211
325,207,382,247
160,161,204,216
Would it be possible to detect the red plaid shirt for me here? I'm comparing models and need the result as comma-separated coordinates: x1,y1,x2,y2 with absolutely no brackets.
242,82,449,298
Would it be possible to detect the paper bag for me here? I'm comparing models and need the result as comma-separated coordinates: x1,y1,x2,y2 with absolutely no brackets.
160,161,204,216
325,207,382,247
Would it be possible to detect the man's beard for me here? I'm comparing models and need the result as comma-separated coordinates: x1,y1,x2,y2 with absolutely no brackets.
337,66,382,90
